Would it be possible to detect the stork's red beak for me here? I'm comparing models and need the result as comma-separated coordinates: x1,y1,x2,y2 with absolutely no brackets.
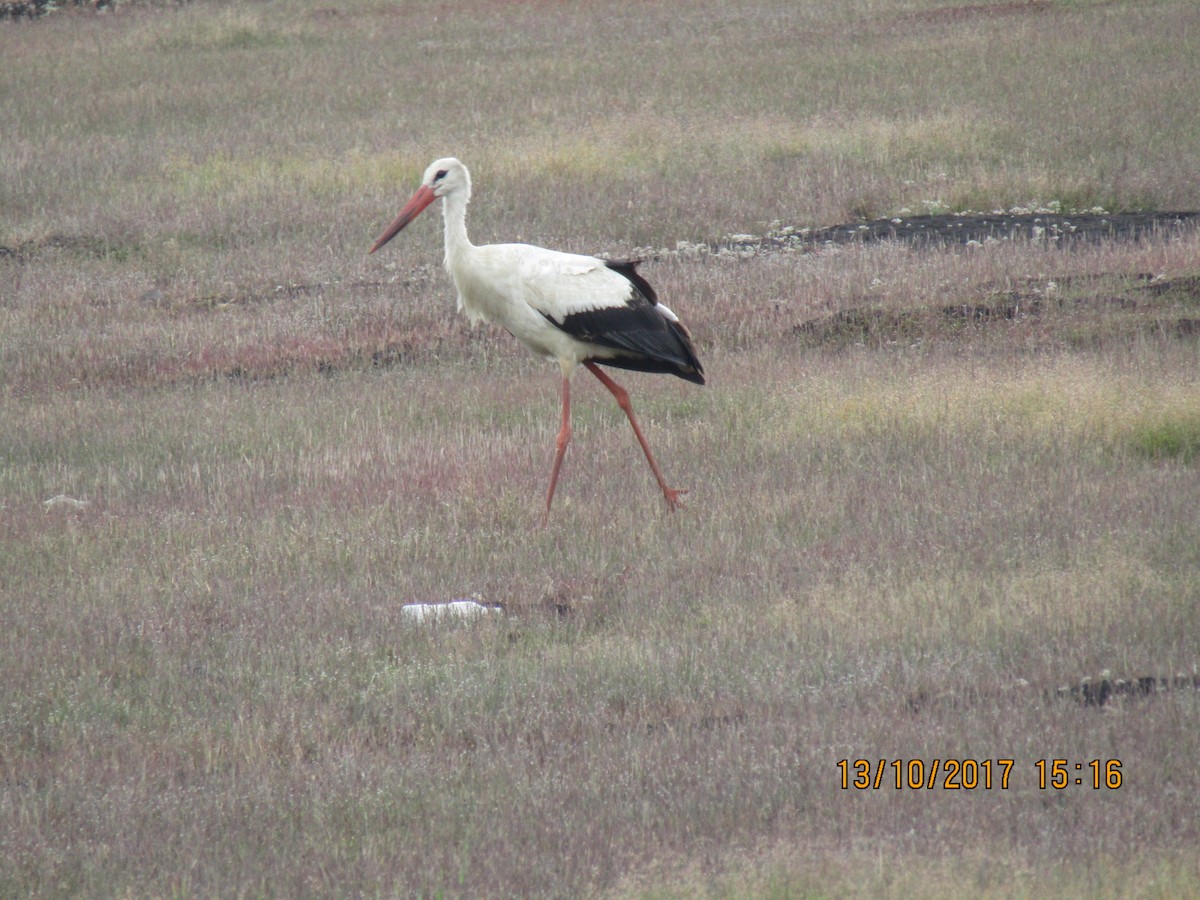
369,184,437,254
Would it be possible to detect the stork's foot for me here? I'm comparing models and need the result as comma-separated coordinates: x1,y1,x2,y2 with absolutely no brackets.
662,486,688,512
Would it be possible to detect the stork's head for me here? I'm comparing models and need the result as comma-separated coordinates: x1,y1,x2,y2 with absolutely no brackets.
369,157,470,254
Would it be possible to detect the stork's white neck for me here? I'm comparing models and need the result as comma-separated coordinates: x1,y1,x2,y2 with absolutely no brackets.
440,188,473,265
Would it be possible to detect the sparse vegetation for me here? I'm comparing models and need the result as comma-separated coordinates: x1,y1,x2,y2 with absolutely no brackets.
2,1,1199,897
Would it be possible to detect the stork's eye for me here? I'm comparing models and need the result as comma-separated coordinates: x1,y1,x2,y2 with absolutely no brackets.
434,169,448,181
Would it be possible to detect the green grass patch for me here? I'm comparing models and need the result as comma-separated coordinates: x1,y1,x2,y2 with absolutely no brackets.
1128,412,1200,463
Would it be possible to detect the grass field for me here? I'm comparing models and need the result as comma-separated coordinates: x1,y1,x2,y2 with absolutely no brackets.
3,0,1200,896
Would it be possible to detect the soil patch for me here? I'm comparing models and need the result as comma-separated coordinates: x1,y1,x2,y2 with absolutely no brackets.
896,0,1054,27
794,272,1200,348
721,211,1199,254
908,671,1200,714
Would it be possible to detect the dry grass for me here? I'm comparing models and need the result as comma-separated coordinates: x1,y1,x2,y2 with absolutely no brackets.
3,1,1200,896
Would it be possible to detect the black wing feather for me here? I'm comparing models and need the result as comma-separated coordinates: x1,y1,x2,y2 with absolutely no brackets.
542,259,704,385
602,259,659,305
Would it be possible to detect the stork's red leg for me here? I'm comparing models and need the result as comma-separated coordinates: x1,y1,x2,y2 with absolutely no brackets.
543,372,572,525
584,361,686,511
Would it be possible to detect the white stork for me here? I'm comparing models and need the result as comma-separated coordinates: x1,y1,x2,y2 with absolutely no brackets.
369,157,705,523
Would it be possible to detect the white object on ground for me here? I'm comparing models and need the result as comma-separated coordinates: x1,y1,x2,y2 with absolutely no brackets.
401,600,503,623
43,495,89,511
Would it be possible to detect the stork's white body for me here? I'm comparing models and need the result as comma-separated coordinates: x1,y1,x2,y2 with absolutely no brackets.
448,242,615,367
370,157,704,522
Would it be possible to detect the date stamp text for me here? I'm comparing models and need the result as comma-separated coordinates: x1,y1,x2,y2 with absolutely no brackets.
836,758,1123,791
